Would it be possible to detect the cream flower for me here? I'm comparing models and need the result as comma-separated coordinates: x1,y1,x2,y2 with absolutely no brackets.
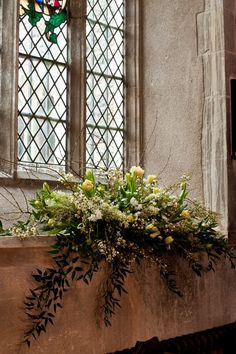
88,209,103,222
130,166,144,177
82,179,94,191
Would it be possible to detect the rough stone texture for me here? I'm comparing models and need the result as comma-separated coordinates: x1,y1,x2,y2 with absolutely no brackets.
0,187,36,229
197,0,229,234
223,0,236,238
142,0,204,200
0,237,236,354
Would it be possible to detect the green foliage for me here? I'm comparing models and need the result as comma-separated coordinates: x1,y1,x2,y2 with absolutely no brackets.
8,167,235,346
0,220,9,236
44,11,67,44
21,2,43,27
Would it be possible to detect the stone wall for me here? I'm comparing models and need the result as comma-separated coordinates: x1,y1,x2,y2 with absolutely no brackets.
223,0,236,238
142,0,236,234
143,0,204,199
0,237,236,354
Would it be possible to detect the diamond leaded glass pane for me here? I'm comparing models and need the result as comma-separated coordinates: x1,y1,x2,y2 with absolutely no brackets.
18,5,68,172
86,0,125,170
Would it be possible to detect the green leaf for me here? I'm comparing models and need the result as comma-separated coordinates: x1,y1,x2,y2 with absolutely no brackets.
49,11,67,27
22,6,43,27
49,33,58,44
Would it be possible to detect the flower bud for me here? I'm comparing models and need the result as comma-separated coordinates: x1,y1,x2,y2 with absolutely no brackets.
48,218,56,228
130,166,144,177
164,236,174,245
34,200,43,209
82,179,94,191
43,182,50,193
146,224,158,233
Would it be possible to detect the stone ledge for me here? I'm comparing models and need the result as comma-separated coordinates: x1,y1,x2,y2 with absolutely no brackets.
0,235,56,248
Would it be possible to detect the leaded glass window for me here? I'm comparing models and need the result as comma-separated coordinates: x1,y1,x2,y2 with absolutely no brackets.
86,0,124,170
18,1,68,172
0,0,141,178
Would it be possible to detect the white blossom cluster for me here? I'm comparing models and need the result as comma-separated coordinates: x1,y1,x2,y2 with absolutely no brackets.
11,226,37,240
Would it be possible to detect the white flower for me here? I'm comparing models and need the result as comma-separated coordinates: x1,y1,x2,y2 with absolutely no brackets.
88,209,103,222
130,197,138,206
147,206,160,214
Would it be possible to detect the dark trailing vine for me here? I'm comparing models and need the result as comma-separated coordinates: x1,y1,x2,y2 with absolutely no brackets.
101,259,131,327
22,233,132,346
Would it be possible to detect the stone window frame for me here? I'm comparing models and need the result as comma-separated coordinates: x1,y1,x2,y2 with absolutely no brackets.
197,0,236,237
0,0,143,187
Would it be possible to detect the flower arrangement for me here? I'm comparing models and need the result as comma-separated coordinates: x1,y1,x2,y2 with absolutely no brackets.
7,167,235,346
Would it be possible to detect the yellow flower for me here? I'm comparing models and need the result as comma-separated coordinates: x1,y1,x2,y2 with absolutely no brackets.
48,218,56,228
180,210,190,219
82,179,94,191
146,224,158,232
130,166,144,177
164,236,174,245
153,187,161,194
147,175,157,184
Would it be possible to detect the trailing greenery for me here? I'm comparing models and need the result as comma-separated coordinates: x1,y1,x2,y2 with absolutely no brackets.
4,167,235,346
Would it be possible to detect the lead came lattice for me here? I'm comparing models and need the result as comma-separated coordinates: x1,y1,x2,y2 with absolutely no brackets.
86,0,125,170
18,6,68,171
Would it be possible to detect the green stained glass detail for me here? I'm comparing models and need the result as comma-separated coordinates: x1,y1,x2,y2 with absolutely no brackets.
21,2,43,26
18,0,68,172
20,0,67,44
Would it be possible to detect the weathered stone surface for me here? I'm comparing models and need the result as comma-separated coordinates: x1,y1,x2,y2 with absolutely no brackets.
142,0,204,199
0,237,236,354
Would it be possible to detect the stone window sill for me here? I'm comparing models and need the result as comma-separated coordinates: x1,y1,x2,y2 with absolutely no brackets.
0,235,56,248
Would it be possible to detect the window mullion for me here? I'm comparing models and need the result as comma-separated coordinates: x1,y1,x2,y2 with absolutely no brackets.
125,0,143,169
0,0,19,176
68,0,87,177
